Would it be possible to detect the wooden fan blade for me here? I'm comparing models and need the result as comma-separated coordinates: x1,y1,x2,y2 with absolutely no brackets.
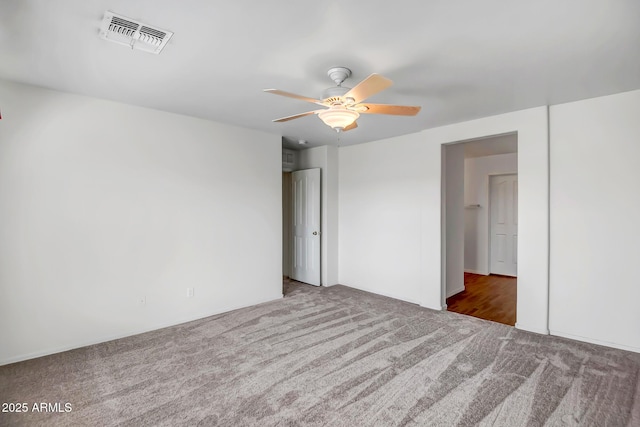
360,104,421,116
343,121,358,131
343,74,393,103
272,110,320,122
264,89,325,106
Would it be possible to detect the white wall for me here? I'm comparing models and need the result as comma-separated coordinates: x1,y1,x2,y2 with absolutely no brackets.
339,107,549,334
297,145,339,286
325,145,339,286
549,89,640,352
464,153,518,274
444,143,465,297
0,80,283,365
339,134,429,303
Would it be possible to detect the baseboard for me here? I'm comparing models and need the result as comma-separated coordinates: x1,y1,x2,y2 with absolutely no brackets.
446,286,465,298
549,330,640,354
0,293,283,366
515,323,550,335
420,301,446,311
464,269,489,275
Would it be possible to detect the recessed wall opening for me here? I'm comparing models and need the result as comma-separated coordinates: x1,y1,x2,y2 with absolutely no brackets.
442,132,518,326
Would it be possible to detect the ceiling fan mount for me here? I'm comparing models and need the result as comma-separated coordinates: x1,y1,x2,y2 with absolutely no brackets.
264,66,421,132
326,66,352,86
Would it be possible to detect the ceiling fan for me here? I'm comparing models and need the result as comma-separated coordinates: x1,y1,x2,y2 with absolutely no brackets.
264,67,421,132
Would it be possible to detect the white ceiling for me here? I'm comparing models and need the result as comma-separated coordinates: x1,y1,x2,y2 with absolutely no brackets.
1,0,639,148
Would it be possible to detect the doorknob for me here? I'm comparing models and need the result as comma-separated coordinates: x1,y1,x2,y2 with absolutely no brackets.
313,231,318,235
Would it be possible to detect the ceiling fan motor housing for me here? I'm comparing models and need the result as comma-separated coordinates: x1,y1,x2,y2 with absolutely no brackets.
322,86,351,103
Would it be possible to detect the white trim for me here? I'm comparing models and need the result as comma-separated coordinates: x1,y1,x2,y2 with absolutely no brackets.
446,286,465,298
464,269,489,275
1,294,283,366
515,322,549,335
421,301,446,311
550,330,640,354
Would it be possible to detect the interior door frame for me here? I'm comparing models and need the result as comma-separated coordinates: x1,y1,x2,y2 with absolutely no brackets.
441,133,521,326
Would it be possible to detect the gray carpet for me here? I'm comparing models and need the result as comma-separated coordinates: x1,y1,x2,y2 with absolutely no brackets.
1,281,639,426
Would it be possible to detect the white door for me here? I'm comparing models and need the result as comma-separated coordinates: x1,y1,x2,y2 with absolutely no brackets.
291,168,321,286
490,174,518,276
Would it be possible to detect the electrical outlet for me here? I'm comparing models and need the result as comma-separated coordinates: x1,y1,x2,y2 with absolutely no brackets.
187,288,194,298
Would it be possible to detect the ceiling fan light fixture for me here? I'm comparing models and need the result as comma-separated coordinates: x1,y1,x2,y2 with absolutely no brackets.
318,108,359,130
265,68,420,132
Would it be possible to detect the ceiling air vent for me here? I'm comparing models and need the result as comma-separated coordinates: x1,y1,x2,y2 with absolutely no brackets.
99,11,173,54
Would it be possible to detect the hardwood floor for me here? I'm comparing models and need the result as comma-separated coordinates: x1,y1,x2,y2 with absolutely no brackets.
447,273,517,326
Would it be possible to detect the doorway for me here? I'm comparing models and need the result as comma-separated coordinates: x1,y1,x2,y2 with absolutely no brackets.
282,168,322,287
443,133,518,325
291,168,321,286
